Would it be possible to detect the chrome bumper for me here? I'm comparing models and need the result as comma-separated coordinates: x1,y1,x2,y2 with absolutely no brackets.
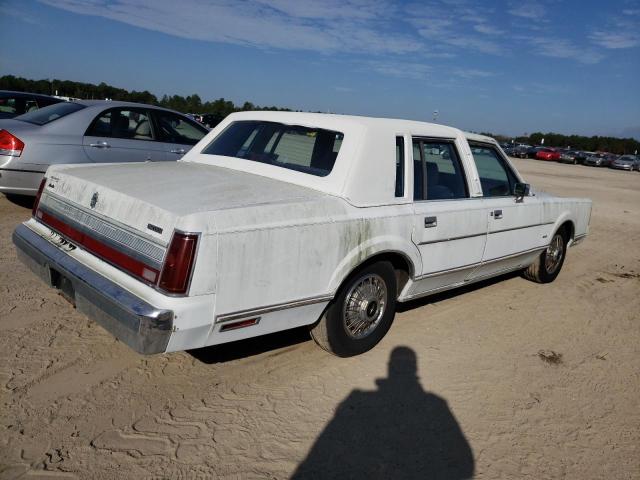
12,224,173,354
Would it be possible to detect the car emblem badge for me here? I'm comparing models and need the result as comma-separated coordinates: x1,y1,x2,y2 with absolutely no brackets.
90,192,99,209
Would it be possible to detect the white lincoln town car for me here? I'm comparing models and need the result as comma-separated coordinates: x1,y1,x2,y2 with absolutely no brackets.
13,112,591,357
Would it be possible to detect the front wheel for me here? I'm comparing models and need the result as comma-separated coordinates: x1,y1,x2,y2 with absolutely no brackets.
522,231,567,283
310,261,397,357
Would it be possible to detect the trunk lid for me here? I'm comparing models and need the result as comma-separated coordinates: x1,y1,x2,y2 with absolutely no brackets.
40,161,327,244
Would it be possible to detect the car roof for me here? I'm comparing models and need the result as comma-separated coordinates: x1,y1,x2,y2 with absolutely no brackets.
0,90,61,100
224,110,493,144
69,100,189,117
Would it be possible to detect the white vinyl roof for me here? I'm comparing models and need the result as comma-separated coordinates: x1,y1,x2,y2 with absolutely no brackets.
186,111,494,206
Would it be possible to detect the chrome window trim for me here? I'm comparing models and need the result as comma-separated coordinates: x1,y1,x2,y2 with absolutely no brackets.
411,136,470,202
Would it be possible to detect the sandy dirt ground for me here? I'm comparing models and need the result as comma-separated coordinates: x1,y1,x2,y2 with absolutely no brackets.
1,158,639,479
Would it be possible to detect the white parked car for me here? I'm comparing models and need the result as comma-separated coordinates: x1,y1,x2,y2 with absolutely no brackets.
13,112,592,357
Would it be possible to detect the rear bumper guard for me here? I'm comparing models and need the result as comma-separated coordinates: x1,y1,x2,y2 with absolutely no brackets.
12,224,173,354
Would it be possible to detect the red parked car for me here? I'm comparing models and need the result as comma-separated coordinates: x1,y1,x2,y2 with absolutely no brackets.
535,148,561,161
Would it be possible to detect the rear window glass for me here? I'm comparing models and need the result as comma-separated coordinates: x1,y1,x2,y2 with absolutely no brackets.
16,102,85,125
202,121,344,177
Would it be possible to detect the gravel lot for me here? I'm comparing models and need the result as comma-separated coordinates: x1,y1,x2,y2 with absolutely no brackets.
1,159,639,479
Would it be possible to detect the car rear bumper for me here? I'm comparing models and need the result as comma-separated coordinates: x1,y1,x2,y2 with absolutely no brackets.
13,223,174,354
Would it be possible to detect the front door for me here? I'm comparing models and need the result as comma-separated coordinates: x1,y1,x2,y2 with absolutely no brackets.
468,143,546,280
151,110,207,160
409,138,487,297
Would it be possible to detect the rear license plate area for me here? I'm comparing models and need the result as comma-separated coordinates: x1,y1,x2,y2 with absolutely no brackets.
49,268,76,305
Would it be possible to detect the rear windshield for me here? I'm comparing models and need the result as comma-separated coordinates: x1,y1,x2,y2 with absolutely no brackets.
16,102,85,126
202,120,344,177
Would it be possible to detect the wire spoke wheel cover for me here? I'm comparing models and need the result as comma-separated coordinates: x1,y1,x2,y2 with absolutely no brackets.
342,273,388,339
545,233,564,274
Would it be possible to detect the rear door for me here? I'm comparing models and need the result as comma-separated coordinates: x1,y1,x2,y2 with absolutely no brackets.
410,137,487,295
83,107,166,163
151,110,208,160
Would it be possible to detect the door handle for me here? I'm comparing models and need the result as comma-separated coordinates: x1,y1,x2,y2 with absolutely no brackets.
170,148,186,154
89,141,110,148
492,209,503,219
424,216,437,228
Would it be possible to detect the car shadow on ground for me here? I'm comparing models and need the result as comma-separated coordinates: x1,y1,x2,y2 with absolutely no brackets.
4,194,35,210
291,346,474,479
188,326,311,364
397,270,522,313
189,271,524,365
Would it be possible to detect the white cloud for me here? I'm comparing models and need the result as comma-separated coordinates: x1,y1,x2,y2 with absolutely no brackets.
525,36,604,64
39,0,422,55
366,60,432,80
590,30,640,49
406,2,505,55
508,3,546,19
473,24,504,35
589,11,640,49
39,0,613,66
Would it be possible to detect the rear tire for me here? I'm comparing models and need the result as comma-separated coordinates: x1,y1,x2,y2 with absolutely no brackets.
310,261,397,357
522,230,568,283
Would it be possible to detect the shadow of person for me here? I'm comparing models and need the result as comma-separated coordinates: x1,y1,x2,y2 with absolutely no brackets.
291,347,474,480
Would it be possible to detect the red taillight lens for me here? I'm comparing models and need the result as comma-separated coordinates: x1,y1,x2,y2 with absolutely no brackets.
158,232,199,294
32,177,46,217
0,129,25,156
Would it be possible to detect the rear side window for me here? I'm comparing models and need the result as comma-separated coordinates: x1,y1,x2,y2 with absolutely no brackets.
202,120,344,177
471,144,518,197
0,97,20,115
154,111,207,145
413,139,468,200
86,108,153,140
395,137,404,197
15,102,85,125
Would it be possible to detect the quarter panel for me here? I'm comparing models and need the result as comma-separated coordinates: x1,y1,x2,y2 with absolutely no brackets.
212,203,417,319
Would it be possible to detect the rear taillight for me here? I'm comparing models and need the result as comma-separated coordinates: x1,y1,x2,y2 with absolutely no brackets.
158,232,199,295
0,130,25,156
32,177,46,217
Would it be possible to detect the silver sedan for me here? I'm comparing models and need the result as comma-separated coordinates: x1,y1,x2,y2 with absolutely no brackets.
0,100,209,196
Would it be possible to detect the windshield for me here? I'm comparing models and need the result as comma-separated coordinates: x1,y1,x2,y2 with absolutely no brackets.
16,102,85,126
202,120,344,177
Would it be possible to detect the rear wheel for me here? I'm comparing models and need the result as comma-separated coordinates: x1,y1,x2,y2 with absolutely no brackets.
310,261,397,357
522,230,567,283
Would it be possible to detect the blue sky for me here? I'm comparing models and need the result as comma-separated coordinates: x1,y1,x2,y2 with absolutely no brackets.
1,0,639,138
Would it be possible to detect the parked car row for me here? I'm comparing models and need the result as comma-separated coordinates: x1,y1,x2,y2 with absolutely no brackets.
501,143,640,171
0,90,66,119
0,100,209,196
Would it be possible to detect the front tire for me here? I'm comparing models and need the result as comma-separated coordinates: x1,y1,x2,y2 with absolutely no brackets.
522,230,568,283
310,261,397,357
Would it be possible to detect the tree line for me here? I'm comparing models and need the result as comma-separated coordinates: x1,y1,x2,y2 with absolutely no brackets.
2,75,638,154
0,75,290,121
484,131,639,155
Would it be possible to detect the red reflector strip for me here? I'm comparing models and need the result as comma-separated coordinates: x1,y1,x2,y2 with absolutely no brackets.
39,210,159,284
220,317,260,332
